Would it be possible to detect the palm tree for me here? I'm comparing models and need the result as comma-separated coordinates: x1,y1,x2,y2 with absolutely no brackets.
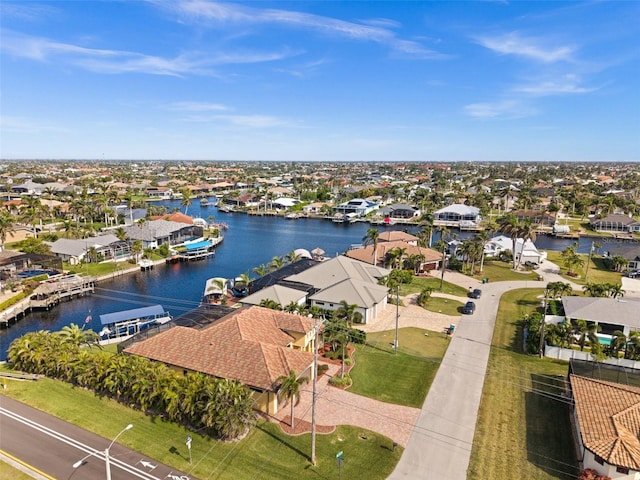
516,218,538,269
608,330,626,358
497,214,520,269
259,298,282,310
607,283,625,299
268,256,284,272
285,250,301,264
276,370,309,429
362,228,380,266
253,264,268,277
574,319,601,351
334,300,362,327
57,323,100,347
0,210,16,251
179,187,192,215
474,230,490,273
131,239,143,263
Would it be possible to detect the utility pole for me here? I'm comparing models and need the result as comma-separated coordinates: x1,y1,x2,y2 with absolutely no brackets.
310,316,322,465
394,285,399,354
539,288,548,359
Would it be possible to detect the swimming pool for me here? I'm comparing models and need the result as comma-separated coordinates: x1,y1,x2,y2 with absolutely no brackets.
17,269,60,278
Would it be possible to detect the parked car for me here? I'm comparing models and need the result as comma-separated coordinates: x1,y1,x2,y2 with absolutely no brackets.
462,301,476,314
469,288,482,299
524,261,539,269
627,270,640,278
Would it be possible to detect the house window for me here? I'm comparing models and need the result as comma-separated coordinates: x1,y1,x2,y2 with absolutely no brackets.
616,466,629,474
594,455,604,465
316,302,325,306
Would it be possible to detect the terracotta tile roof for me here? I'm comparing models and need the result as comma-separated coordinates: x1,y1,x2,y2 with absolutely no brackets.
150,212,194,224
378,231,419,243
345,242,441,265
124,306,315,392
570,375,640,469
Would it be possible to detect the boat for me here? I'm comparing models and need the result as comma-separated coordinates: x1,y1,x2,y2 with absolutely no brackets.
202,277,228,304
285,212,300,220
200,197,210,207
98,305,172,344
230,276,249,297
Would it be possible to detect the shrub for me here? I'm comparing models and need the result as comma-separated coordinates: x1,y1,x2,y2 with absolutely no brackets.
577,468,611,480
317,364,329,376
329,374,352,387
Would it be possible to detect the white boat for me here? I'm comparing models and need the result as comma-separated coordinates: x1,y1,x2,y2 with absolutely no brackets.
98,305,172,345
202,277,228,304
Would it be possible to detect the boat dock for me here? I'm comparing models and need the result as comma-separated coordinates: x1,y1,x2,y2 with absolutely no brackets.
172,236,223,262
1,275,95,328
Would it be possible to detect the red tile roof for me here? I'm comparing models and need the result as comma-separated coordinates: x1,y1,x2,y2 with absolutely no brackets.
345,242,441,266
124,306,315,392
150,212,194,224
570,375,640,470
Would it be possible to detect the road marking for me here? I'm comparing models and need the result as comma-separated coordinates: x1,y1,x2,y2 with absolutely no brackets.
0,407,161,480
0,448,56,480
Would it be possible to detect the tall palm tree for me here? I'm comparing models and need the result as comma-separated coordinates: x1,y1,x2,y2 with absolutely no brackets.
276,370,309,429
362,227,380,266
516,218,538,269
497,214,520,269
574,319,601,351
180,187,192,215
474,230,490,273
0,210,16,251
253,264,268,277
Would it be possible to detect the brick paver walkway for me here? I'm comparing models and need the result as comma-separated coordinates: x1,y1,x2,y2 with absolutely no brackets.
273,363,421,447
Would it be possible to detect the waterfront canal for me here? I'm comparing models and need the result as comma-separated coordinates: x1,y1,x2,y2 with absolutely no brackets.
0,199,635,359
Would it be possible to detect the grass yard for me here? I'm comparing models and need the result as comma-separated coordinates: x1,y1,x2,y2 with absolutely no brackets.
467,289,579,480
471,260,538,282
424,296,465,316
349,327,449,408
0,460,35,480
0,374,401,480
400,276,469,297
545,251,622,286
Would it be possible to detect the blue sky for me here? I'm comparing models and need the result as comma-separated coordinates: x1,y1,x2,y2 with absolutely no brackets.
1,1,639,162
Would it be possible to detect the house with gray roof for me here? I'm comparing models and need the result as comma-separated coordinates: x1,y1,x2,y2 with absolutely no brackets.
46,234,130,265
241,284,307,309
561,296,640,337
434,204,481,227
123,219,203,249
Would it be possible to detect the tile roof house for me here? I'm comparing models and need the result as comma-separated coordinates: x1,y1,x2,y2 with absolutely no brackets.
569,375,640,478
345,241,442,272
124,306,316,415
123,219,203,249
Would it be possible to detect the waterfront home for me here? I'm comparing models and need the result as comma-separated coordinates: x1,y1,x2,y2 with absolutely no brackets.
284,255,390,323
376,203,420,220
123,219,203,249
511,209,556,227
569,375,640,479
333,198,379,216
145,186,173,199
591,214,640,233
241,284,307,309
484,234,547,266
124,306,316,415
434,204,481,227
378,231,419,246
46,234,130,265
345,242,441,272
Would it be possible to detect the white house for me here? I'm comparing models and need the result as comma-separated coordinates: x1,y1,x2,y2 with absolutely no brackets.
434,204,481,227
484,235,547,265
333,198,379,216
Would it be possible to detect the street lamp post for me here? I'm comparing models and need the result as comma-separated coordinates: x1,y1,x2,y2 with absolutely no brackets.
394,285,399,354
73,423,133,480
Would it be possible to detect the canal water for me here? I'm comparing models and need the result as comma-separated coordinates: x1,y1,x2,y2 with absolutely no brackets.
0,199,633,359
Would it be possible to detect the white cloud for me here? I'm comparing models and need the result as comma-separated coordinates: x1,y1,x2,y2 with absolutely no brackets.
464,99,537,119
0,29,297,76
160,0,446,59
475,32,575,63
215,114,289,127
166,101,229,112
513,75,597,96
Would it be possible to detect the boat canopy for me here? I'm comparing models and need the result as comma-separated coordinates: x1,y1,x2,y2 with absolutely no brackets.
100,305,166,326
184,240,212,251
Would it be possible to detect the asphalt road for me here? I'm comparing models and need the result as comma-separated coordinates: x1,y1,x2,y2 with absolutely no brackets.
0,395,192,480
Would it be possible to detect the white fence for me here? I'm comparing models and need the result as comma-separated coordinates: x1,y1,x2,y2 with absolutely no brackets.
545,344,640,370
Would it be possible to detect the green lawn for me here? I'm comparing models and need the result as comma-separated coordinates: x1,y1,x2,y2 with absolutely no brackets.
349,328,449,408
0,461,36,480
400,276,469,297
545,251,623,286
467,289,579,480
471,260,539,282
424,296,465,316
0,374,401,479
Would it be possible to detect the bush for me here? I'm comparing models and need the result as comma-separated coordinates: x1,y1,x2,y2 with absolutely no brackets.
317,364,329,376
329,374,352,387
577,468,611,480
